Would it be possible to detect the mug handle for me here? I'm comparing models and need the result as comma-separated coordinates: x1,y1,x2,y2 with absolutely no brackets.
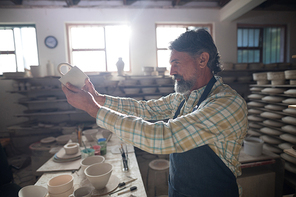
57,63,73,76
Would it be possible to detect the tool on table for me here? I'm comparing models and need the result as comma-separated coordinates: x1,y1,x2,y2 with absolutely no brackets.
118,178,137,187
118,186,137,195
120,144,129,171
108,186,127,196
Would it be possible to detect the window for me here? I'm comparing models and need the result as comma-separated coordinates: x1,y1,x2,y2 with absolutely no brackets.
156,24,212,71
67,24,130,73
0,25,39,75
237,25,286,64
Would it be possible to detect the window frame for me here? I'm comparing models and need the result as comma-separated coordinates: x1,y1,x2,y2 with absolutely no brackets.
155,23,213,69
66,23,131,74
237,24,287,64
0,24,38,73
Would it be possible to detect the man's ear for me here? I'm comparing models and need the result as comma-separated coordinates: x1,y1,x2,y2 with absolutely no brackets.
199,52,210,68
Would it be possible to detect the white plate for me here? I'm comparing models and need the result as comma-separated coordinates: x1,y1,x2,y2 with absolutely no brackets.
260,112,283,119
264,104,286,111
278,142,293,150
281,125,296,134
248,94,264,99
283,108,296,115
284,89,296,95
282,98,296,104
280,133,296,144
248,115,264,122
247,129,261,136
263,144,282,154
263,120,284,127
261,88,285,94
40,137,56,144
247,102,265,107
260,135,282,144
249,122,262,129
250,87,264,92
248,109,262,114
282,116,296,125
262,96,285,103
281,153,296,165
260,127,283,135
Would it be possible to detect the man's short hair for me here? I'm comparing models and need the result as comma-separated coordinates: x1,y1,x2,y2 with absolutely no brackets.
169,29,222,74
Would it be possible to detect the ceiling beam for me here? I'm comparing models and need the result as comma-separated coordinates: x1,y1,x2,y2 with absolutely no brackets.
220,0,266,21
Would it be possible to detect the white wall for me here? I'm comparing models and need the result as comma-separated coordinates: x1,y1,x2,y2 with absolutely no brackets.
0,8,295,135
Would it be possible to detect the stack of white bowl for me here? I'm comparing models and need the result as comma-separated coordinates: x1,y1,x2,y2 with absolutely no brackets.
47,174,74,197
284,70,296,85
252,72,268,85
267,71,286,85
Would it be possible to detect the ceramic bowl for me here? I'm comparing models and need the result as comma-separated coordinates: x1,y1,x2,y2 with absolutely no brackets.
124,88,141,95
80,155,105,172
72,187,93,197
284,70,296,79
243,137,264,156
123,79,138,86
141,87,157,94
139,78,155,86
47,174,74,194
64,143,79,155
155,78,172,85
49,186,74,197
56,135,71,145
82,148,95,157
84,163,113,190
18,185,48,197
158,86,174,93
253,72,267,81
267,71,285,80
83,129,98,142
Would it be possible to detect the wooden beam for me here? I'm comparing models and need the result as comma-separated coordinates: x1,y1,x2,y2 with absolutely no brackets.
218,0,231,7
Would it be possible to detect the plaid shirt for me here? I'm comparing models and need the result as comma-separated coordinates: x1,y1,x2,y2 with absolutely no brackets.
96,76,248,177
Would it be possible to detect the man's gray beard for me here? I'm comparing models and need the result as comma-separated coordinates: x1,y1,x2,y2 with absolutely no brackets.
174,80,192,94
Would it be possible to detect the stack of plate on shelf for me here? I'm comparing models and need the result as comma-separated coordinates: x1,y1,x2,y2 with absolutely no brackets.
261,87,286,95
262,96,285,103
284,89,296,96
250,87,264,92
283,146,296,174
263,120,284,128
264,104,286,111
248,94,264,100
260,112,283,119
53,147,81,163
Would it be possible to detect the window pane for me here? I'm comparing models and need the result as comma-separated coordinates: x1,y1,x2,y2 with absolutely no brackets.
0,29,14,51
248,29,254,47
71,26,105,49
0,54,16,74
237,50,243,63
242,50,248,63
156,27,186,48
157,50,171,70
72,51,106,72
254,29,260,47
237,29,243,47
254,50,260,62
242,29,248,47
14,27,39,71
105,25,130,72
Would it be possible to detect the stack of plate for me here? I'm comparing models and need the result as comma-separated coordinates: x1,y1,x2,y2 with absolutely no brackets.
262,96,285,103
261,88,285,94
260,112,283,119
53,148,81,163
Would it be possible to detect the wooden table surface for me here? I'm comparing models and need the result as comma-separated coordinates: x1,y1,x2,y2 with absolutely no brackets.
35,133,147,197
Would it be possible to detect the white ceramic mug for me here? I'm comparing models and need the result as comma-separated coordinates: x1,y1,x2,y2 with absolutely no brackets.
58,63,89,89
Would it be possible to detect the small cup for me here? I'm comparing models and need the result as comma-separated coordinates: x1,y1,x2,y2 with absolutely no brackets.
18,185,48,197
64,143,79,155
69,187,93,197
47,174,74,195
81,148,95,158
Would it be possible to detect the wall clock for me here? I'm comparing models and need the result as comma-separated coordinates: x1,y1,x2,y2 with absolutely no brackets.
45,36,58,49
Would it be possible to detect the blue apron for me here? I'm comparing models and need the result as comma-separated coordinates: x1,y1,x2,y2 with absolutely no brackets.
169,76,239,197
